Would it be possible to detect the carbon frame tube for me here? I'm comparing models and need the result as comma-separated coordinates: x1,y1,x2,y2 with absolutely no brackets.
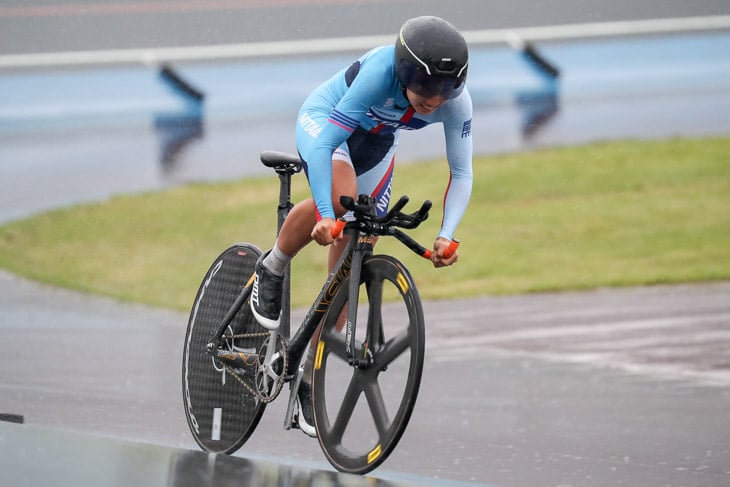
284,227,374,376
209,280,253,349
276,170,295,339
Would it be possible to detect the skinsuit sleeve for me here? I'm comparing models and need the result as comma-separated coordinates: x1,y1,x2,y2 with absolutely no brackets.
437,88,473,241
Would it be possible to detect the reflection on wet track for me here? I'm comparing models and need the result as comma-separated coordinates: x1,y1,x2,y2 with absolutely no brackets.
2,421,481,487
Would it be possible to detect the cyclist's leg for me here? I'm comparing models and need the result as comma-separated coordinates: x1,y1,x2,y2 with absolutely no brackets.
251,139,356,329
254,157,355,330
327,140,396,272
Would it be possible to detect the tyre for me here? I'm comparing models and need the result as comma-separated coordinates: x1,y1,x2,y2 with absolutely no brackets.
312,254,425,474
182,243,267,454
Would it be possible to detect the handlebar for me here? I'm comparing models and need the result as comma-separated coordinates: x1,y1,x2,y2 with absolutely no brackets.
330,194,460,261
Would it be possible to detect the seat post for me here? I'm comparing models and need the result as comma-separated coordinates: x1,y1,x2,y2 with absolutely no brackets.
275,167,295,338
260,151,303,339
275,170,294,234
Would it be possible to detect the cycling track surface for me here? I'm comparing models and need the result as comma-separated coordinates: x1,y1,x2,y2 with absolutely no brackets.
1,2,730,486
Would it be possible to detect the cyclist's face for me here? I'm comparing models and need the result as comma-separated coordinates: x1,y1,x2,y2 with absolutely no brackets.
405,89,446,115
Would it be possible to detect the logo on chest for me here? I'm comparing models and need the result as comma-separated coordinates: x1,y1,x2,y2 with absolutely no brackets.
367,107,426,131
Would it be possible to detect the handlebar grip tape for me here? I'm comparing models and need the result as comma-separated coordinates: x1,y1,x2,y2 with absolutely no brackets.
444,239,460,259
331,219,346,239
422,239,460,260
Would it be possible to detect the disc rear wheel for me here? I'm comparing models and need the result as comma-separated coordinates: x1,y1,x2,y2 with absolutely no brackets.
182,243,268,454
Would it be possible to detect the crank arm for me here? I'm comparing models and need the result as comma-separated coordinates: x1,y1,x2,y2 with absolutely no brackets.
283,366,304,430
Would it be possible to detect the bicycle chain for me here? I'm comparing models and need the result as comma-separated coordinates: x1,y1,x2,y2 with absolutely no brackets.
220,331,288,404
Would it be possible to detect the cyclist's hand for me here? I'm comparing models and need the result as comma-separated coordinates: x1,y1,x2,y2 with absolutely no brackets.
311,218,338,246
431,237,459,268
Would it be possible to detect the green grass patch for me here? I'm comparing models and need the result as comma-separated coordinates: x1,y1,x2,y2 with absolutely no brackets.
1,136,728,310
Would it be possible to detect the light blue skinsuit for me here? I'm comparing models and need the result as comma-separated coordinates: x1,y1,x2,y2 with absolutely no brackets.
296,44,473,241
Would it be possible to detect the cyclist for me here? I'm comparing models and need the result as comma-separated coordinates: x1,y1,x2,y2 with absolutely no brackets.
251,16,473,436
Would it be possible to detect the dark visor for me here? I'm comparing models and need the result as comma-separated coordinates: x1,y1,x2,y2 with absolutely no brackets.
398,62,466,100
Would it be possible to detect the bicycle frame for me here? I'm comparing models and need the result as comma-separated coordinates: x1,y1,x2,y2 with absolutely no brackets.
284,224,374,375
206,157,374,390
206,208,374,430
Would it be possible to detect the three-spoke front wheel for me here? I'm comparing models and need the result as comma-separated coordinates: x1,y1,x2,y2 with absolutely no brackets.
312,255,425,474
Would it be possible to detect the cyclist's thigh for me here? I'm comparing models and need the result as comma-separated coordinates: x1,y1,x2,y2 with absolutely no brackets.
334,140,397,218
352,145,396,218
331,153,357,216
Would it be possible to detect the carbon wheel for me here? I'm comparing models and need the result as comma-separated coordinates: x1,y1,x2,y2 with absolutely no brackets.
182,243,267,454
312,255,425,474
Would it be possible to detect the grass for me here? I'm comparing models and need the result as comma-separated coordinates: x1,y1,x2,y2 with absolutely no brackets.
0,136,728,310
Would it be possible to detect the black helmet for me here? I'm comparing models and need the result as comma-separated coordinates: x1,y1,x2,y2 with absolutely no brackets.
395,16,469,100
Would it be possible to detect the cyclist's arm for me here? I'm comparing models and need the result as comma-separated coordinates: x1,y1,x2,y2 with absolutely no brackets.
305,123,349,221
438,88,474,242
306,54,391,221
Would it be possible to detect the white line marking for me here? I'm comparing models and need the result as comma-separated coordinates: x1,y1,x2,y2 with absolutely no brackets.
1,15,729,68
430,345,730,387
439,313,730,346
570,330,730,351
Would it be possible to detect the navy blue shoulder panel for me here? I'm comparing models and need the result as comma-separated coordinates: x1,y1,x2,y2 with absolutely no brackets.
344,61,361,87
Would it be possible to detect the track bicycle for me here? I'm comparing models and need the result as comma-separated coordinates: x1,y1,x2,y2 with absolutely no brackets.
182,150,458,474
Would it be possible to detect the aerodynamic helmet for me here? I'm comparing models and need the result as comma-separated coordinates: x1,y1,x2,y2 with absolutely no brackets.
395,16,469,100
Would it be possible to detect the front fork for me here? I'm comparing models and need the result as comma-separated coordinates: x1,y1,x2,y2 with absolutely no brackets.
282,237,373,431
346,246,373,368
344,235,383,369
